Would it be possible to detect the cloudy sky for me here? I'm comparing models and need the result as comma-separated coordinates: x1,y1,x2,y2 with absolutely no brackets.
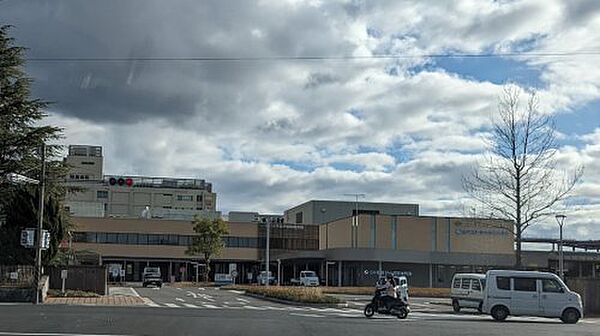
1,0,599,240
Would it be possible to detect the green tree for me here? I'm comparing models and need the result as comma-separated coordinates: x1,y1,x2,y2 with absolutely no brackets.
186,216,229,282
0,25,70,264
0,188,71,265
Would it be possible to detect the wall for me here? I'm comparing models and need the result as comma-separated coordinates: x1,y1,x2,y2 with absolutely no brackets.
567,278,600,315
48,266,107,295
397,216,432,252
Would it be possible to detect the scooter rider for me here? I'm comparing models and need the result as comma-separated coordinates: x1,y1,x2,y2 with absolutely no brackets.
380,274,397,311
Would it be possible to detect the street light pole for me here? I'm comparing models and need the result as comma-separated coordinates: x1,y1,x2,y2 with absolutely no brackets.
34,143,46,304
555,214,566,280
265,218,270,287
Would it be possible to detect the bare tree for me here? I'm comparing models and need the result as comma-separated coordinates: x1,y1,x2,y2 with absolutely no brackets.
463,85,583,268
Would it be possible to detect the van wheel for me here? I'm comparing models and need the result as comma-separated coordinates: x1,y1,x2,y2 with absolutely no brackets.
452,300,461,313
491,306,509,321
561,308,580,324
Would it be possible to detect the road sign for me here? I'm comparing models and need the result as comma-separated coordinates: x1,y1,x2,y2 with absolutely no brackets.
41,230,51,250
230,270,238,278
61,270,68,279
120,269,125,277
20,229,35,248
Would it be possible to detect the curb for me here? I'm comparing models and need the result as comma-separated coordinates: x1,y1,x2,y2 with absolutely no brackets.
239,292,348,308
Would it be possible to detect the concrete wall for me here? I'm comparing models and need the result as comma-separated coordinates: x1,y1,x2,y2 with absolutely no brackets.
567,278,600,315
48,266,107,295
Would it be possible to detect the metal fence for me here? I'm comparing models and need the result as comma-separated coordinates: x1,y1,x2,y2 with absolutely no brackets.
0,265,35,287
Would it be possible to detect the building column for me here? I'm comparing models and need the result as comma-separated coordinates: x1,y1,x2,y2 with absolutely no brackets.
169,262,173,283
338,261,342,287
293,263,297,280
429,264,433,288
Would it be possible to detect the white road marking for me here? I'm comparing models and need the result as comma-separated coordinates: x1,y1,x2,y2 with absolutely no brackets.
0,333,132,336
186,291,197,299
243,305,268,310
198,287,206,291
164,303,180,308
202,304,220,309
183,303,200,308
142,298,160,307
175,298,185,302
236,298,250,303
290,313,325,318
228,290,245,294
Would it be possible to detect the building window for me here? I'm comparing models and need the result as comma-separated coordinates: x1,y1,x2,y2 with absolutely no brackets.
81,161,95,165
196,195,203,202
177,195,193,201
97,190,108,199
295,212,303,224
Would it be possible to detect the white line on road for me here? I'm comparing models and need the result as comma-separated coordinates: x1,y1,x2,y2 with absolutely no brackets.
0,333,132,336
183,303,200,308
289,313,325,318
175,298,185,302
228,290,244,294
164,303,180,308
236,298,250,303
186,291,197,298
198,287,206,291
202,304,220,309
142,298,160,307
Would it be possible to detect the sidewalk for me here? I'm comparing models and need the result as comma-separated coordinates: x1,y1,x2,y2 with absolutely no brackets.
46,295,144,305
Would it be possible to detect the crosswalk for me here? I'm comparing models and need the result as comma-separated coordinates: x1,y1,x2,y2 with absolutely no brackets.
141,299,600,325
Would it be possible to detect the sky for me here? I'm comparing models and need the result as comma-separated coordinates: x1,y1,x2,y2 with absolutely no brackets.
1,0,599,241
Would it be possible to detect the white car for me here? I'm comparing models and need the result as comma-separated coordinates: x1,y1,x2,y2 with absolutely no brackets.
450,273,486,312
257,271,275,285
482,270,583,324
291,271,320,286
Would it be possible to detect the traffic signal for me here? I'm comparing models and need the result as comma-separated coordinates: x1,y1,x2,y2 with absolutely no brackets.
108,176,134,187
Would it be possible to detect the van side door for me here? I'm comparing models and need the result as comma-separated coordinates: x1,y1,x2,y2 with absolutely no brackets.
539,278,566,317
511,277,541,316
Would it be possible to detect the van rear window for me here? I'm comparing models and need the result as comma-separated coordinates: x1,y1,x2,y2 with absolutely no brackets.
453,278,461,288
461,279,471,289
496,276,510,290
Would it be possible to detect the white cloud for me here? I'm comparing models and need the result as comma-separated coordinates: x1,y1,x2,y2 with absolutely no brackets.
4,0,600,240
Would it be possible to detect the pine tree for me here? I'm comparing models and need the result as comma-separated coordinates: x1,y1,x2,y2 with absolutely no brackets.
0,25,70,265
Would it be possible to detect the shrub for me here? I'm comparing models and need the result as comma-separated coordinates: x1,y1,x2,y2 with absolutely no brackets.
47,289,100,297
225,285,341,304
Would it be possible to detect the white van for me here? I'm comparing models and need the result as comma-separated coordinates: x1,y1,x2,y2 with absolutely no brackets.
482,270,583,323
450,273,486,312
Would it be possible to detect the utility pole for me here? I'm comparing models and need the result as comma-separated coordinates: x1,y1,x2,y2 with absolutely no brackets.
265,218,271,287
344,193,365,248
34,143,46,304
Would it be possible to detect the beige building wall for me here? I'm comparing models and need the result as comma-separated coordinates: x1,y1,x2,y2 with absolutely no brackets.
357,214,371,248
325,217,352,248
396,216,432,252
449,217,513,254
376,215,392,249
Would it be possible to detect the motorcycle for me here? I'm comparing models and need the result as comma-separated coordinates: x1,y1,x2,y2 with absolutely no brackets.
363,287,410,319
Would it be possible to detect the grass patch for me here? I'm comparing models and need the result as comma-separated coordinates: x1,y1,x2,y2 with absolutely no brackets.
47,289,100,297
322,286,450,298
225,285,342,304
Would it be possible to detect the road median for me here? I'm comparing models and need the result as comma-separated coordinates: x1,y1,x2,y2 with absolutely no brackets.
224,285,345,307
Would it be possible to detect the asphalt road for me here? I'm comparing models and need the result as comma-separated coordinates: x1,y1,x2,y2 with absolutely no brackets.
0,287,598,336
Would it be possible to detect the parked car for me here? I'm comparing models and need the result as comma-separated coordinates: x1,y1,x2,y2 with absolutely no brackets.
450,273,486,312
290,271,320,286
142,267,163,288
482,270,583,324
257,271,275,285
